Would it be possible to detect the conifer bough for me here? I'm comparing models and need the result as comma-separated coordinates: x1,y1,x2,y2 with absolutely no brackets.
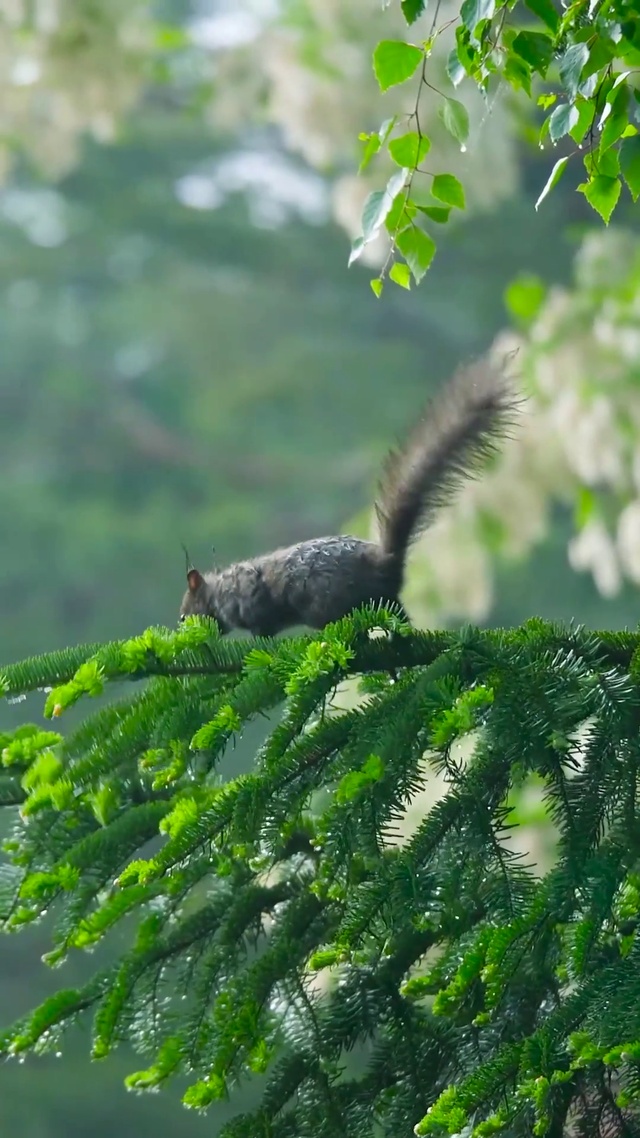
2,612,640,1136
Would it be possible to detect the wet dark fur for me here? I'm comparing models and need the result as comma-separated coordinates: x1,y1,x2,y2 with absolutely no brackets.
180,360,518,636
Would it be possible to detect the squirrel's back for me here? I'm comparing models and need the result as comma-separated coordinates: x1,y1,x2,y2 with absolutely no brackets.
256,535,400,629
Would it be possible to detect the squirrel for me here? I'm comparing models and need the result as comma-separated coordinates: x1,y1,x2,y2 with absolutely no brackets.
179,359,518,636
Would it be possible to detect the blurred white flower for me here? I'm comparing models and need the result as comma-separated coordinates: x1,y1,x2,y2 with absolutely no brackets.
563,395,624,489
617,500,640,585
402,516,494,624
11,56,41,86
0,187,68,246
175,150,329,227
190,11,261,50
568,520,621,597
0,1,149,183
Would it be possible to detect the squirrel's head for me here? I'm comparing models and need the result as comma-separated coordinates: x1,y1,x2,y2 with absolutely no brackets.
180,566,209,618
179,565,230,634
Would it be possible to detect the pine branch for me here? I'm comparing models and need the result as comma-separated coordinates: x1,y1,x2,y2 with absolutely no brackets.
3,612,640,1135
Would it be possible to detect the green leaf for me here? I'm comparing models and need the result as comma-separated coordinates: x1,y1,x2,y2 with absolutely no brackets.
535,155,570,210
621,135,640,201
370,278,383,298
396,226,436,282
454,25,477,77
373,40,424,91
598,96,615,132
584,148,619,177
359,186,394,240
359,116,400,173
154,24,190,50
523,0,559,32
432,173,466,208
349,169,408,264
538,93,557,110
504,274,546,324
385,192,416,233
582,35,617,82
559,43,590,99
578,175,621,224
600,85,630,153
581,35,617,80
620,26,640,65
349,237,365,266
461,0,495,35
578,72,598,99
390,261,412,289
611,70,631,92
504,54,532,96
600,112,629,154
439,98,470,146
388,131,431,167
512,31,553,75
379,116,398,147
416,205,451,223
401,0,427,23
539,114,550,147
358,133,382,172
575,486,596,529
548,103,579,142
447,47,466,87
569,99,595,144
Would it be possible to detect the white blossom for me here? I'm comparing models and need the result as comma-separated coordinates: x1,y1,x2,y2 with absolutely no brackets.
568,520,621,598
617,500,640,586
0,1,149,184
562,395,624,489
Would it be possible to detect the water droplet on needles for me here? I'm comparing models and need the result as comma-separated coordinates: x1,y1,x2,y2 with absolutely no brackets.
7,694,26,705
460,143,467,153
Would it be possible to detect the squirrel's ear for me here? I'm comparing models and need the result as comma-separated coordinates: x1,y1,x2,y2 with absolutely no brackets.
182,544,203,592
187,568,204,592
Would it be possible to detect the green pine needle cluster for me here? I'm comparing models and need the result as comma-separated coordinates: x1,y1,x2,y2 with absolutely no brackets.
2,609,640,1137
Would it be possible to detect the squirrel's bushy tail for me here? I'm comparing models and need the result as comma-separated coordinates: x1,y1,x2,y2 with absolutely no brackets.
375,359,518,564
